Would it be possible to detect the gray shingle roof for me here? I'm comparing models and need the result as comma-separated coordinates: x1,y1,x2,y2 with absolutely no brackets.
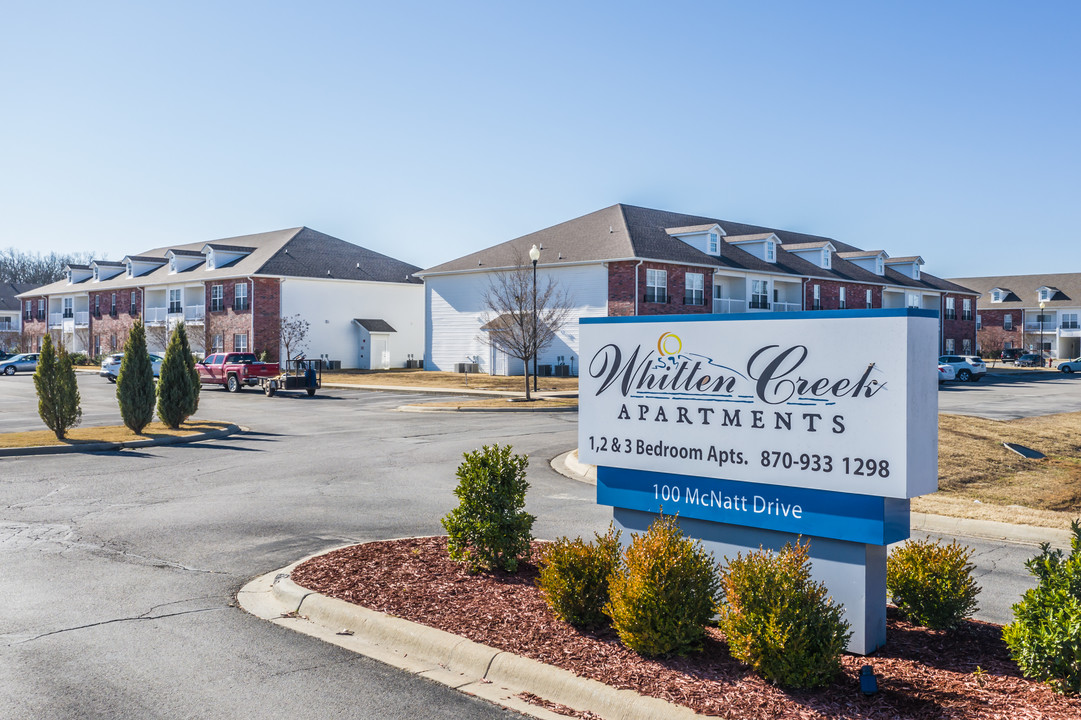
946,273,1081,309
0,283,36,311
18,227,421,298
417,203,979,296
353,319,397,333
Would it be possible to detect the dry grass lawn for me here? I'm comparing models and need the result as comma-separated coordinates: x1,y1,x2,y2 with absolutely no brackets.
934,411,1081,527
322,368,579,393
0,421,232,449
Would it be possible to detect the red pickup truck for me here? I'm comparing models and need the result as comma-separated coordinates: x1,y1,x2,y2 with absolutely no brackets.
197,353,280,393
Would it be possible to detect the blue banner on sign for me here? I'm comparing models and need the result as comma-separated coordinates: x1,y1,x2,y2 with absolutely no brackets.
598,466,910,546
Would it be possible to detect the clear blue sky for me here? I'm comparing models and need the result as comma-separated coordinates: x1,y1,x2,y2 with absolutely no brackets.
2,2,1077,278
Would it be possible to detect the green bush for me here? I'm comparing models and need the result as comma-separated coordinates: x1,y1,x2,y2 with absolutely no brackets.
156,322,200,429
442,444,535,573
605,515,719,656
33,335,82,439
887,538,980,630
68,352,89,366
117,321,156,434
1003,520,1081,694
717,541,850,689
538,525,622,627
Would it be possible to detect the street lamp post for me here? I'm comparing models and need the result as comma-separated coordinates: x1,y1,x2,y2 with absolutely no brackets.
529,244,540,393
1039,301,1046,367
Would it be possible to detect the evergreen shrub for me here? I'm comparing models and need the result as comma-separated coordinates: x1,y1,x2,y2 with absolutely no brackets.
33,335,82,439
1003,520,1081,694
442,444,535,572
538,525,622,627
605,515,719,656
116,321,156,434
887,538,980,630
156,322,200,429
717,541,850,689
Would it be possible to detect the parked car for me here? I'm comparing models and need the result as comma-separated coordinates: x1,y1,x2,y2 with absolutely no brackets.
938,355,986,382
938,363,956,384
1000,348,1026,364
99,352,165,382
0,353,40,375
196,353,280,392
1016,353,1047,368
1058,358,1081,374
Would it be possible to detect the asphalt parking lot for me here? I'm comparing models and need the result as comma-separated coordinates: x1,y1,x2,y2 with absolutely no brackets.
937,369,1081,419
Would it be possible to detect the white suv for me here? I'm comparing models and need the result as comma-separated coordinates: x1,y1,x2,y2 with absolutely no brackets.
938,355,987,382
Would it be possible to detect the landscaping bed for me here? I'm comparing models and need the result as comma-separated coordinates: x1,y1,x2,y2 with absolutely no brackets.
0,420,232,448
291,536,1081,720
321,368,579,393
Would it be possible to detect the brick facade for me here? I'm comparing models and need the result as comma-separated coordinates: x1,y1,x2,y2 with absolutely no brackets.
940,292,977,355
20,295,48,351
205,279,253,356
803,280,881,311
252,278,281,362
88,288,141,356
608,261,714,317
976,308,1025,356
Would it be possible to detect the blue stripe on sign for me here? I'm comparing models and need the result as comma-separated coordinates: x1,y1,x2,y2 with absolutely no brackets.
579,308,939,324
597,466,910,546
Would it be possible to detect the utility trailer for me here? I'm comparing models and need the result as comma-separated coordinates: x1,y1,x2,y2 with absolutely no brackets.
261,357,322,397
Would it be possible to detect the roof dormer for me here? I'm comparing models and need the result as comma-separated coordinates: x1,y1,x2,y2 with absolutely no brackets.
782,241,838,270
724,233,779,263
989,287,1010,303
90,260,125,282
201,243,254,271
1037,286,1060,303
64,264,93,284
884,256,924,280
165,249,205,274
665,223,726,256
122,255,169,278
838,250,888,275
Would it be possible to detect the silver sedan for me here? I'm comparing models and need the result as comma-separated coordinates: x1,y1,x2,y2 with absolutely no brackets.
0,353,40,375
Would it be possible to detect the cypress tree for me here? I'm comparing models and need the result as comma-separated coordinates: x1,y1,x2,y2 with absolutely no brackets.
117,321,156,434
34,335,82,439
157,322,198,429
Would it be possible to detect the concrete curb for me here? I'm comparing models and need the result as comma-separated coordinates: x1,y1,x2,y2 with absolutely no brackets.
552,447,1072,549
0,423,243,457
400,404,578,414
237,558,700,720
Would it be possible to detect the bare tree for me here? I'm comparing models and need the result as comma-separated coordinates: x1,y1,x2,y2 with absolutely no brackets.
0,329,19,353
978,331,1002,366
145,323,171,355
478,250,573,400
279,314,310,365
0,248,98,285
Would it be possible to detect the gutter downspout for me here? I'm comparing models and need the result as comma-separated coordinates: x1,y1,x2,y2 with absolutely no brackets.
633,260,644,316
249,277,255,354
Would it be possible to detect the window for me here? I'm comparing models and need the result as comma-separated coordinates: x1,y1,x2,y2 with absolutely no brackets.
233,333,248,353
823,249,831,268
93,334,100,356
1039,288,1052,302
169,257,176,273
906,293,919,309
812,284,821,310
206,252,215,270
168,289,182,314
839,287,846,309
876,256,884,274
865,288,873,309
1005,340,1013,350
945,297,956,320
126,263,133,278
645,269,667,303
962,298,972,321
749,280,769,309
234,282,249,311
63,298,73,318
210,285,224,312
708,233,719,254
713,284,725,300
94,295,100,317
684,273,704,306
212,334,224,353
945,338,955,353
766,242,775,262
130,291,138,315
25,300,32,320
37,299,44,320
963,338,972,354
976,314,982,330
111,334,117,350
1063,313,1079,330
93,267,99,281
1004,314,1013,331
991,290,1004,303
110,293,117,316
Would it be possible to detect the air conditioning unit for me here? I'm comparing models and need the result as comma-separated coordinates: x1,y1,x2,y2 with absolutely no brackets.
455,362,479,373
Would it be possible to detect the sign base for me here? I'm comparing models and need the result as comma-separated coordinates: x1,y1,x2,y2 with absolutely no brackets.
613,507,888,655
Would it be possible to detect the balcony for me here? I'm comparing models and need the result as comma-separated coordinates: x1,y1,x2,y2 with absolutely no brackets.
75,311,89,326
772,302,801,312
185,305,206,323
713,297,747,314
49,312,62,327
146,307,168,325
0,320,14,332
1024,322,1055,332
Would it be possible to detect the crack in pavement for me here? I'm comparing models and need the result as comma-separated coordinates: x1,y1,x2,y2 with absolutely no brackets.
11,605,227,645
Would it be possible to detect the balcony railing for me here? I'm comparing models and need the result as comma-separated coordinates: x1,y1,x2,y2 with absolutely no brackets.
49,312,62,327
234,299,250,311
749,299,771,311
1024,322,1054,332
1063,322,1080,330
75,311,89,326
713,297,747,314
683,294,705,306
0,320,14,332
772,302,801,312
185,305,206,322
146,307,168,325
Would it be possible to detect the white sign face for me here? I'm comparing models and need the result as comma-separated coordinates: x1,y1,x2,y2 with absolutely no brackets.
578,312,939,499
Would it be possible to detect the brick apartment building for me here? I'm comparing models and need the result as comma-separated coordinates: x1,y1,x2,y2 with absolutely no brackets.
16,227,425,369
417,204,978,374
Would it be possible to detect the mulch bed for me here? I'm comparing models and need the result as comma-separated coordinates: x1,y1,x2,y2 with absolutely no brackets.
291,536,1081,720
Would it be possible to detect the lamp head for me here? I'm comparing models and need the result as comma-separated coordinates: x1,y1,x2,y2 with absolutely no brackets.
529,244,541,263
